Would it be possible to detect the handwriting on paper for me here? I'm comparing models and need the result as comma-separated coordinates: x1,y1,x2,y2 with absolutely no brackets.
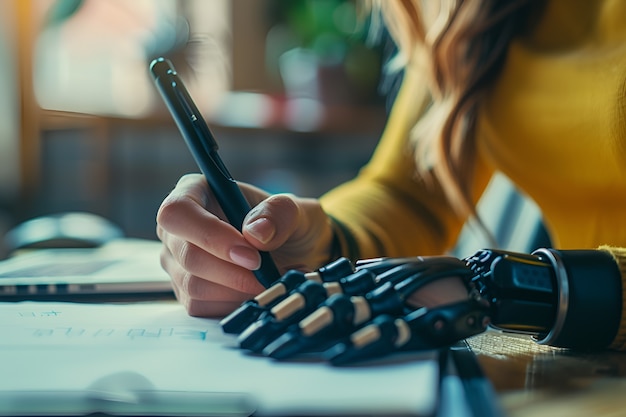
0,303,229,347
28,326,208,340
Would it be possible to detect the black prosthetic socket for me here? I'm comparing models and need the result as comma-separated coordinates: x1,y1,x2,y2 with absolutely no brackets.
532,249,622,350
466,248,623,351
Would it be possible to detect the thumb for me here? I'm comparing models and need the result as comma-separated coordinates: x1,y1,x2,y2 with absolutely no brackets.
242,194,300,251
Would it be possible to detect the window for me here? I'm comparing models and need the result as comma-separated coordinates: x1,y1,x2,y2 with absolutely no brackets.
32,0,231,118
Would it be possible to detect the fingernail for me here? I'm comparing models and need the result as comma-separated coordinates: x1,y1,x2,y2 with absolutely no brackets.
230,246,261,270
245,217,275,244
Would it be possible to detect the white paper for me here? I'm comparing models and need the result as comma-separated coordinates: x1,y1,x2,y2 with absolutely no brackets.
0,301,439,416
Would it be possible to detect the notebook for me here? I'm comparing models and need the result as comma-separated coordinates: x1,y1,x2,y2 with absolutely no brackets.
0,239,173,301
0,301,440,416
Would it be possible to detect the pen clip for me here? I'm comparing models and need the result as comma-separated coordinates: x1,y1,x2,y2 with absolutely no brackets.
171,82,218,152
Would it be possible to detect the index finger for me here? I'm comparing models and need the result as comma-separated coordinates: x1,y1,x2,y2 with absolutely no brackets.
157,174,257,264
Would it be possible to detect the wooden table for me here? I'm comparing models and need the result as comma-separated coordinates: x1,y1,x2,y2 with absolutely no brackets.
469,330,626,416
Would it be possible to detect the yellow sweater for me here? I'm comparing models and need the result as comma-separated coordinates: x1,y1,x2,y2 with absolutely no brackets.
320,0,626,348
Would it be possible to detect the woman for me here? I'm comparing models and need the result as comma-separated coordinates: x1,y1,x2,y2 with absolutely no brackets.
156,0,626,350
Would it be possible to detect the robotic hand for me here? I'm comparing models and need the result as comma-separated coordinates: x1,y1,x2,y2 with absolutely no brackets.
220,248,621,365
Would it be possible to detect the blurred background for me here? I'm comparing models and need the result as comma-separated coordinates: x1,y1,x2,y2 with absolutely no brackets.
0,0,394,243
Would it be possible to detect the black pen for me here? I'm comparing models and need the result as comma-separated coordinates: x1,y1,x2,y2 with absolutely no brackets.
150,57,280,288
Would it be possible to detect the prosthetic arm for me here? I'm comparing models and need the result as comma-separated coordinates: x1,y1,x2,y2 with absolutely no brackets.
220,249,622,364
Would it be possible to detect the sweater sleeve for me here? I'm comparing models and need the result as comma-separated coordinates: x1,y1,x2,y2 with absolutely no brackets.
599,246,626,350
320,67,494,261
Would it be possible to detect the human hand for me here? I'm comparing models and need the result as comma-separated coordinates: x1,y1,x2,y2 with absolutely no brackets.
156,173,334,317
